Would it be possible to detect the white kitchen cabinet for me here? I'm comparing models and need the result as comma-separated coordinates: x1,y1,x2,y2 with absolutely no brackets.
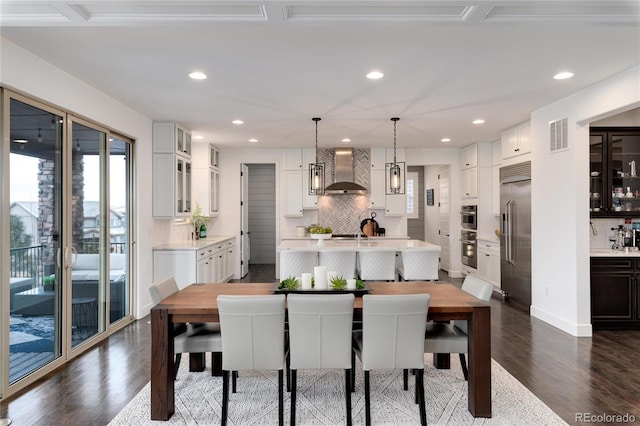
370,168,406,215
153,122,193,218
461,167,477,199
192,143,220,217
385,194,407,216
283,170,304,217
153,121,191,156
460,144,478,170
492,140,501,216
369,169,386,208
283,149,303,170
153,238,235,289
501,121,531,160
370,148,386,170
477,240,500,289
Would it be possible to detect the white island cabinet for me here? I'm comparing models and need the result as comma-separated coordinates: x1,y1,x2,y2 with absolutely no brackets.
153,237,235,289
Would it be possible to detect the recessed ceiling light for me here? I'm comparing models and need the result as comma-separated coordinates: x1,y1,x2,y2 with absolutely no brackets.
188,71,207,80
472,119,485,125
194,135,204,140
248,138,258,143
342,138,351,143
554,71,574,80
366,71,384,80
232,119,244,125
440,138,451,143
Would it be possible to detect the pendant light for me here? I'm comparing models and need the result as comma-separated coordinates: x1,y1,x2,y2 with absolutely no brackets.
386,117,405,195
309,117,325,195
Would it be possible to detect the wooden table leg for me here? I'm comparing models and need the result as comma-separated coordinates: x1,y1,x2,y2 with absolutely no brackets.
151,308,174,420
433,353,451,369
189,353,206,372
468,305,492,417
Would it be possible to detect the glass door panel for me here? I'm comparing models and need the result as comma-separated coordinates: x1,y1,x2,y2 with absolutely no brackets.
108,136,131,324
8,98,63,383
70,121,106,347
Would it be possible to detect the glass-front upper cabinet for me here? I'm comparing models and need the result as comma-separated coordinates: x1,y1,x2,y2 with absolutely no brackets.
591,127,640,217
590,131,605,215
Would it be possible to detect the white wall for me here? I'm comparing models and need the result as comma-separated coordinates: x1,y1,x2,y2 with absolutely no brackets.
0,38,155,318
530,65,640,337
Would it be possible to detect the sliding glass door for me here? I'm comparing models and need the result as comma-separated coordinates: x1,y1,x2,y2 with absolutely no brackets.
2,90,133,392
7,97,64,383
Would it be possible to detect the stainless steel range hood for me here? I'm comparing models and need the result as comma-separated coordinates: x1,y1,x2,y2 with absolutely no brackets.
324,147,368,195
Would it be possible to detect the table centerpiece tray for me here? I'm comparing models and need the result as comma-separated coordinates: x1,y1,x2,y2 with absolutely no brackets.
271,283,370,295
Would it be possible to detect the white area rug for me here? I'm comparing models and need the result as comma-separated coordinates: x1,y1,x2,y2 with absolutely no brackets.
109,355,567,425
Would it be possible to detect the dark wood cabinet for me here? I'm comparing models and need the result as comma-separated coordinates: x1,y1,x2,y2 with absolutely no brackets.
590,257,640,329
590,127,640,218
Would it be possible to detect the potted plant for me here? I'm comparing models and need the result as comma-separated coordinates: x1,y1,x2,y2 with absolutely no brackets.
43,274,56,292
188,202,210,239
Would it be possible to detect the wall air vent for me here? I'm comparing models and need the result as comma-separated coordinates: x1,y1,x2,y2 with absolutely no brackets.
549,118,569,153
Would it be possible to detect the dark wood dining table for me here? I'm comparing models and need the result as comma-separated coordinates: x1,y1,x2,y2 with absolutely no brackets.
150,281,491,420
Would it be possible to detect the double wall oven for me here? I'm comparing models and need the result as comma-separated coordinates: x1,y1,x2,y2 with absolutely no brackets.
460,205,477,268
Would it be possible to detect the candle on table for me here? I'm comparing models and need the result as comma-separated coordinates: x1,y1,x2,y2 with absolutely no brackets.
314,266,328,290
346,279,356,290
301,273,312,290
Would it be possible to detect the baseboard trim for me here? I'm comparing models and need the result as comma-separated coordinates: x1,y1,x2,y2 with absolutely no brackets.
531,305,593,337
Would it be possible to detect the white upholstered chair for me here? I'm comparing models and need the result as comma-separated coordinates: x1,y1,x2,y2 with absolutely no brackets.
318,250,357,279
423,275,493,380
357,250,397,281
353,294,431,426
217,295,286,426
397,248,440,281
149,276,222,378
287,294,355,426
279,250,317,279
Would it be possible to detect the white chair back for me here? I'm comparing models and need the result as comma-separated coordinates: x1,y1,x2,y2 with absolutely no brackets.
149,276,179,304
217,295,286,371
358,250,397,281
288,294,354,369
455,275,493,333
398,248,440,281
361,294,430,370
318,250,357,279
280,251,317,279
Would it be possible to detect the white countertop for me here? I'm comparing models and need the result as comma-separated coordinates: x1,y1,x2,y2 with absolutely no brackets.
277,239,441,252
154,236,234,251
281,235,410,240
590,248,640,257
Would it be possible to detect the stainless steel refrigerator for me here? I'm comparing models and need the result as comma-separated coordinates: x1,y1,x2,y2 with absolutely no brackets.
500,162,531,308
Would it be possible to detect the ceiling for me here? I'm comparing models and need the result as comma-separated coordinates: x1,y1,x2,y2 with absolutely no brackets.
1,1,639,150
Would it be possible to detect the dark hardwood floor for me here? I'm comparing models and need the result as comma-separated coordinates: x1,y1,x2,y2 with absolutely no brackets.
1,265,638,425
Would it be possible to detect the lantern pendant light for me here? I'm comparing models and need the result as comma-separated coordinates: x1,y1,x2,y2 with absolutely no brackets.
386,117,405,195
309,117,325,195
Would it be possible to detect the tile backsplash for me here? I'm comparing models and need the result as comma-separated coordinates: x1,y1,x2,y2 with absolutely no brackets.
316,148,372,234
590,218,628,248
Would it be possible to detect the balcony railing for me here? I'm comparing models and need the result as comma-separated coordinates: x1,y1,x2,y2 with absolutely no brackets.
9,243,126,286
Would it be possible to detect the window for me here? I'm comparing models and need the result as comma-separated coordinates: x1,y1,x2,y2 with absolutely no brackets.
406,172,419,219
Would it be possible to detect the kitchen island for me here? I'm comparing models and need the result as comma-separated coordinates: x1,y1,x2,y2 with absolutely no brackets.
277,238,441,279
277,238,440,252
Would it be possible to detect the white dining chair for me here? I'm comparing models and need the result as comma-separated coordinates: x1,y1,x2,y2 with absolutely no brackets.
397,248,440,281
423,275,493,380
279,250,317,279
318,250,357,279
353,293,431,426
217,294,286,426
357,250,397,281
149,276,222,378
287,294,355,426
